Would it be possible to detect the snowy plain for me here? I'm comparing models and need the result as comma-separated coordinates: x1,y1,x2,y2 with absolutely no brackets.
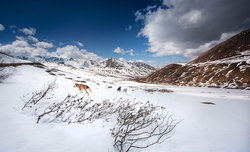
0,65,250,152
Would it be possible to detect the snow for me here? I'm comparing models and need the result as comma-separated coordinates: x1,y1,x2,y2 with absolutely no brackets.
0,53,30,63
192,50,250,66
0,65,250,152
38,57,156,78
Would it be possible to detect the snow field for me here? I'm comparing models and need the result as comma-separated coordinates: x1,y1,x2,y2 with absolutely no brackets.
0,65,250,152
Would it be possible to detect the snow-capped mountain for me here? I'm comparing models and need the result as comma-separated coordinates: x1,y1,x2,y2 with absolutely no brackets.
85,58,156,78
36,56,156,78
138,28,250,89
0,52,31,63
2,52,156,79
35,56,100,68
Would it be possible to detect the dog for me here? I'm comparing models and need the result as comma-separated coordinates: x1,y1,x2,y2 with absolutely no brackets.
74,83,92,95
123,88,127,93
117,87,121,92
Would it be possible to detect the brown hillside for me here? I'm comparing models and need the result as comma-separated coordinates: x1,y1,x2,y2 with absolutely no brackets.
138,28,250,89
192,28,250,63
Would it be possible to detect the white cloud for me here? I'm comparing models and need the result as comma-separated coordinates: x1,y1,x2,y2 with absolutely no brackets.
113,47,134,56
16,36,26,41
28,36,39,42
54,45,103,61
119,57,125,61
34,41,53,48
0,24,5,31
54,45,85,59
178,10,203,29
135,11,145,22
0,39,48,57
136,60,144,62
59,42,64,46
125,25,132,31
20,27,36,35
76,41,84,47
12,40,29,47
0,28,102,63
137,0,250,58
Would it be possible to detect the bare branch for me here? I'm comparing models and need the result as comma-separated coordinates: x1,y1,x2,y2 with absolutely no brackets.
22,78,57,110
111,101,179,152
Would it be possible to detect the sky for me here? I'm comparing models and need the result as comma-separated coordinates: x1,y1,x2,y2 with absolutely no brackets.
0,0,250,67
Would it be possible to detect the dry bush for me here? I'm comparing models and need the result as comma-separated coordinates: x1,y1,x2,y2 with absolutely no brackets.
144,88,173,93
36,97,138,124
22,79,57,110
58,73,66,76
0,68,10,83
111,101,178,152
75,80,86,83
22,84,179,152
0,60,9,83
201,102,216,105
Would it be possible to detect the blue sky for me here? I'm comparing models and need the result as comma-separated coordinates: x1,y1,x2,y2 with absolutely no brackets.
0,0,249,67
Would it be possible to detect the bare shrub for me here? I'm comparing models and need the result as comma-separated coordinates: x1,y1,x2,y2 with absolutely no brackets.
22,79,57,110
0,68,10,83
36,97,139,124
201,102,216,105
111,101,178,152
22,85,178,152
0,60,9,83
144,88,173,93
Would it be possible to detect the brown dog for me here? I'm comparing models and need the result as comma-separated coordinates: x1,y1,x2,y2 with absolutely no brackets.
74,83,92,95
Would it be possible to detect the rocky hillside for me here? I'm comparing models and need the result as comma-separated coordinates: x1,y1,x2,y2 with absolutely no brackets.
88,58,156,78
138,28,250,89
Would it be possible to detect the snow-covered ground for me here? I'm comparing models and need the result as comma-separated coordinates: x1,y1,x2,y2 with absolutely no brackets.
0,65,250,152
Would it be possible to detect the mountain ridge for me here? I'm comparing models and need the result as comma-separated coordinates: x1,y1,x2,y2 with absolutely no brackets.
138,28,250,89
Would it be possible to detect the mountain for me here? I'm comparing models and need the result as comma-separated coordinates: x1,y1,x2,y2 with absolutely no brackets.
102,58,156,70
87,58,156,78
192,28,250,63
35,56,99,68
138,28,250,89
0,52,31,63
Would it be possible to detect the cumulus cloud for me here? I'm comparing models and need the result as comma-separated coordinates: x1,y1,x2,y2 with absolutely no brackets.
76,41,84,47
0,39,48,57
113,47,134,56
20,27,36,35
54,45,103,61
0,27,102,63
135,11,145,22
28,36,39,42
138,0,250,58
54,45,86,59
0,24,5,31
16,36,26,41
34,41,54,48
